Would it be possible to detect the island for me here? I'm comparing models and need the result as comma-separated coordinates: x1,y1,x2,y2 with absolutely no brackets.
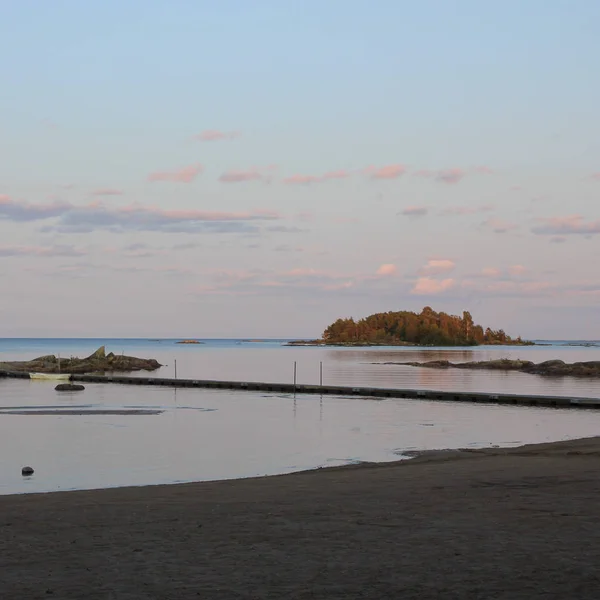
376,359,600,378
0,346,162,374
286,306,532,347
175,340,204,345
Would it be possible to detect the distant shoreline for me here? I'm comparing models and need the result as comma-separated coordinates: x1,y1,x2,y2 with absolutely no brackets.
284,339,538,347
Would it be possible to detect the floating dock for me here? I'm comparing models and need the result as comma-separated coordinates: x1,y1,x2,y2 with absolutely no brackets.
1,370,599,409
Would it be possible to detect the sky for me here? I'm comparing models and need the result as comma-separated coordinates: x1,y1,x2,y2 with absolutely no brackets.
1,0,599,339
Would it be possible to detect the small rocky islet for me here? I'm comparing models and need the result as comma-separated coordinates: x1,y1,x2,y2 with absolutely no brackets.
377,358,600,378
0,346,161,374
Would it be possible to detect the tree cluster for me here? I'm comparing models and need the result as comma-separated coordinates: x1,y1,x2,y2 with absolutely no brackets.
322,307,524,346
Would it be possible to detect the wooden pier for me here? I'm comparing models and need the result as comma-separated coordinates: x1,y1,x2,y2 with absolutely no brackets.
1,369,599,409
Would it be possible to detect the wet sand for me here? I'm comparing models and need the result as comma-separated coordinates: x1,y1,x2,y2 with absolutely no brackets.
2,437,600,599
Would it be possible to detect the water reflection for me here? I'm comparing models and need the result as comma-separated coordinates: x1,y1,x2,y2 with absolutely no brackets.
2,378,600,495
2,340,600,398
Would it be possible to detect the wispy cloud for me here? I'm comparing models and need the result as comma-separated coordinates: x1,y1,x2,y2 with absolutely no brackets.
0,195,71,222
193,130,240,142
531,215,600,236
415,166,493,185
440,204,494,216
283,170,352,185
481,218,519,234
0,195,286,235
43,203,282,234
0,244,86,258
508,264,528,277
481,267,501,278
365,164,407,180
219,166,276,183
400,206,428,217
91,188,123,196
191,267,358,297
147,164,203,183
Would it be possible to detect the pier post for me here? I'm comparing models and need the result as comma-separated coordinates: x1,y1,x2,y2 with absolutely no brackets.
319,361,323,387
293,361,297,393
174,359,177,380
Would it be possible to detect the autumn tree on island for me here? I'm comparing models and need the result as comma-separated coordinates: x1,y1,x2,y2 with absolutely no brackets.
322,307,524,346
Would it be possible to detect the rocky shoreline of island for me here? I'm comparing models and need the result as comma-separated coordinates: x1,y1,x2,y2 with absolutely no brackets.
0,346,161,374
375,358,600,378
284,339,535,347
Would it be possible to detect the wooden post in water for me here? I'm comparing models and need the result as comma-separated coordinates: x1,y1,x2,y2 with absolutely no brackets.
174,359,177,379
293,361,297,393
319,361,323,387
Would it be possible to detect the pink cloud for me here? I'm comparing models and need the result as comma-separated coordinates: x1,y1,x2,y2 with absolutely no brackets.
323,281,354,291
531,215,600,236
148,164,203,183
411,277,455,295
401,206,428,217
415,166,491,185
441,205,494,216
590,173,600,181
283,174,322,185
482,218,519,234
473,166,494,174
331,216,360,224
283,170,351,185
219,166,275,183
376,263,397,276
419,259,455,276
365,164,407,180
481,267,501,278
508,264,528,277
322,170,351,180
436,168,465,184
415,168,465,184
91,188,123,196
193,130,240,142
0,244,85,258
285,268,323,277
294,211,315,222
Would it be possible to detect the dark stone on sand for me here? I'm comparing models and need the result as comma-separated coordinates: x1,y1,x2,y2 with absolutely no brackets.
21,466,34,476
55,384,85,392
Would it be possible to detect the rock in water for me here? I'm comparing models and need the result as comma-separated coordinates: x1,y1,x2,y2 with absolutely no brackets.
55,383,85,391
22,466,34,476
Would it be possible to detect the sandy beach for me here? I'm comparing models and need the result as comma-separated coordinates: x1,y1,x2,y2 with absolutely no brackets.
2,436,600,599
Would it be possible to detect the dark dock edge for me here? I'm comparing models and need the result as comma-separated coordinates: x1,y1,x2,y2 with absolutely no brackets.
1,369,599,409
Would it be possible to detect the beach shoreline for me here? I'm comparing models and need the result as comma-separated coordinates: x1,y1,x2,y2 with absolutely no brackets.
3,436,600,598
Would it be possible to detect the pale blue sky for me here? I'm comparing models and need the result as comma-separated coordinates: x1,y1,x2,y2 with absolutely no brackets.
1,1,599,338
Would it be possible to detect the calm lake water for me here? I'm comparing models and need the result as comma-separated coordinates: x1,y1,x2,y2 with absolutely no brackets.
1,338,599,495
1,337,600,396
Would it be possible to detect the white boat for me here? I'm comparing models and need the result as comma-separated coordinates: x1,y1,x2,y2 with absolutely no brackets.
29,373,71,381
